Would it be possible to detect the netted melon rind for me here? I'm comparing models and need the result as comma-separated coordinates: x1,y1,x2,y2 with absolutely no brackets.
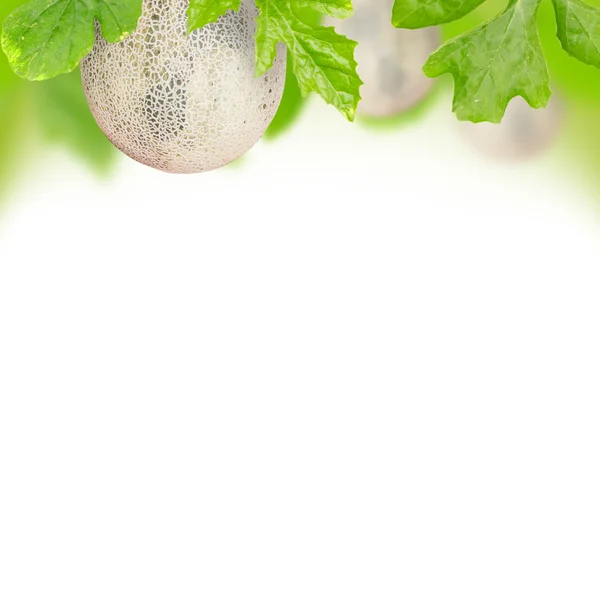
81,0,286,174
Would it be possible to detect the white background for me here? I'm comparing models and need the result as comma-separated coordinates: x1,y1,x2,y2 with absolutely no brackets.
1,99,599,599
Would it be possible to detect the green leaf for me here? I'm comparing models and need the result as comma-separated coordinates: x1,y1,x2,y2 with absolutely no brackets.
187,0,241,33
423,0,550,122
392,0,486,29
553,0,600,68
394,0,600,122
296,0,353,19
254,0,362,120
1,0,142,81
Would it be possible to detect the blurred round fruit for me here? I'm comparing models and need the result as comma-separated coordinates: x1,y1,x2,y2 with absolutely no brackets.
460,95,563,160
326,0,439,117
81,0,286,174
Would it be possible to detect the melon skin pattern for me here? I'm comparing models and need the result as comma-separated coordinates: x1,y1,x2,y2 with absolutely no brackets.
325,0,439,118
81,0,286,174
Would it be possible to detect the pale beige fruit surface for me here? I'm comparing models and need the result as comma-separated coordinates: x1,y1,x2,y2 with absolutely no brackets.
81,0,286,174
325,0,439,118
461,96,563,160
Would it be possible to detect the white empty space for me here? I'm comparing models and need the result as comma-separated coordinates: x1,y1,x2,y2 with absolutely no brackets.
0,99,599,599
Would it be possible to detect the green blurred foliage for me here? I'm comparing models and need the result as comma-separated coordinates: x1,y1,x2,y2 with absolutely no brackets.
34,72,115,171
0,0,115,202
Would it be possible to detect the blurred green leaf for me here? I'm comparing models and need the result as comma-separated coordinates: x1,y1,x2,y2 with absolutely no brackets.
0,0,116,201
0,88,27,202
34,70,114,173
